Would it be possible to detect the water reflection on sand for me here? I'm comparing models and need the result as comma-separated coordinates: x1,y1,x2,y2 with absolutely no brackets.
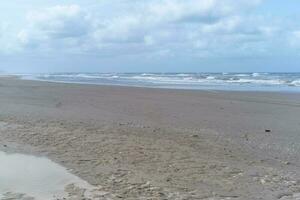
0,151,102,199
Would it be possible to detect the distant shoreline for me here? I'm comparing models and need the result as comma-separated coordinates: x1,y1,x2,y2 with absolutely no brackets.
12,72,300,93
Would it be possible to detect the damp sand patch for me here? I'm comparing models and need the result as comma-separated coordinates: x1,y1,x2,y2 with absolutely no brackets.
0,151,106,200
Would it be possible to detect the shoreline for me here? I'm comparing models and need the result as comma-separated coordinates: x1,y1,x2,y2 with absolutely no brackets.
1,77,300,199
17,73,300,93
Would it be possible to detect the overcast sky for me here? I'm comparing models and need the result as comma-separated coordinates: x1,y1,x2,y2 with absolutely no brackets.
0,0,300,73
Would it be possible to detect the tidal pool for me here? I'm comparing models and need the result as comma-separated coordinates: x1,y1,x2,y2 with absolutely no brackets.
0,151,102,199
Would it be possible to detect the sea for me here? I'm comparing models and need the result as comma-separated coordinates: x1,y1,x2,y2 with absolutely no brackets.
18,72,300,92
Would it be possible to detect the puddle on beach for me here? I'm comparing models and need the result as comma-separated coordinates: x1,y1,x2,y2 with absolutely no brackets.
0,151,103,200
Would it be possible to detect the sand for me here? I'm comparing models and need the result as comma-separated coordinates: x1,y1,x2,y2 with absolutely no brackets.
0,77,300,199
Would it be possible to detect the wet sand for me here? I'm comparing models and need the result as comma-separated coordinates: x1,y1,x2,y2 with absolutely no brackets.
0,150,103,199
0,77,300,199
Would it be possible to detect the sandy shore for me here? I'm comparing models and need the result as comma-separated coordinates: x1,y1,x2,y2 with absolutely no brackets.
0,77,300,199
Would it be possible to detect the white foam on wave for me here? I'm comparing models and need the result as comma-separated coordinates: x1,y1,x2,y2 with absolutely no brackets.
17,73,300,90
176,73,191,77
227,78,285,85
130,75,162,81
206,76,216,80
141,73,159,76
290,80,300,86
252,73,261,77
234,74,250,77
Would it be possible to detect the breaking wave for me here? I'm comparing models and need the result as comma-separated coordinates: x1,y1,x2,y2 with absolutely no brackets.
19,72,300,92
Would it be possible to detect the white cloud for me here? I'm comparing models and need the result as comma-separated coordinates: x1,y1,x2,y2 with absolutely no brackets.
290,31,300,48
28,4,90,38
0,22,21,54
1,0,298,58
17,5,92,52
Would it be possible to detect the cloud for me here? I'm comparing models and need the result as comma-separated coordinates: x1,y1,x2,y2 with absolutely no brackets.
27,5,90,38
289,31,300,48
17,5,92,52
88,0,272,57
0,22,21,54
2,0,298,59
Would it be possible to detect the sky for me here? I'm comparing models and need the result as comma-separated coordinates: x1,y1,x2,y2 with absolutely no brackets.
0,0,300,73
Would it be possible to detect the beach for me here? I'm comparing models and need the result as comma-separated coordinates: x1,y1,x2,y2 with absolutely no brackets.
0,76,300,199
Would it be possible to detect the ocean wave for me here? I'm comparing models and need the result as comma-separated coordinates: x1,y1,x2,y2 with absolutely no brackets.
252,73,260,77
206,76,216,80
234,74,250,77
19,73,300,91
290,80,300,86
176,73,191,77
226,78,285,85
141,73,158,76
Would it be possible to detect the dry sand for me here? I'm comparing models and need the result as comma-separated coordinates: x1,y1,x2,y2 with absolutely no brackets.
0,77,300,199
